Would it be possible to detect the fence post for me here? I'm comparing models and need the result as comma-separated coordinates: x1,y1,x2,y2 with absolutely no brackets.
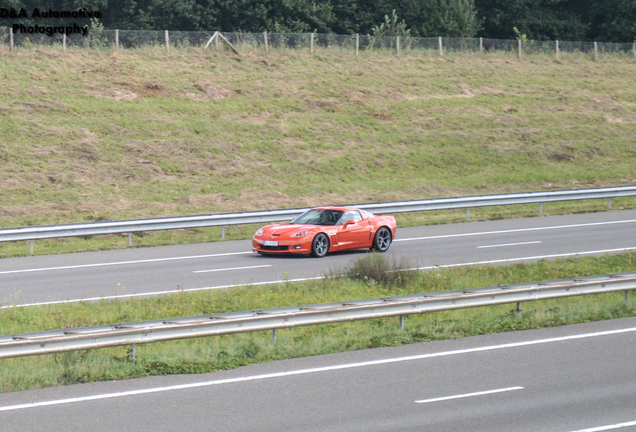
115,29,119,51
479,37,483,57
518,39,522,59
356,33,359,57
165,30,169,53
63,33,66,51
215,32,219,51
310,32,314,54
633,40,635,58
9,27,13,51
264,31,268,53
594,41,598,61
556,40,559,60
438,36,443,57
396,36,400,56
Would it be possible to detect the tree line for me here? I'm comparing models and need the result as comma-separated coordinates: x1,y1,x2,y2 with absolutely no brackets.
2,0,635,42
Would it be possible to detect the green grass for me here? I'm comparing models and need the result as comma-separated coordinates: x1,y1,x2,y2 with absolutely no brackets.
1,252,635,392
1,47,636,256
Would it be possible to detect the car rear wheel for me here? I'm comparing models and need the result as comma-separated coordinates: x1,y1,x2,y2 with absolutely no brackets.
311,233,329,258
372,227,392,252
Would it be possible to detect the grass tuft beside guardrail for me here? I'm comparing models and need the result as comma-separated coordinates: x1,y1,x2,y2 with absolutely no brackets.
1,252,636,392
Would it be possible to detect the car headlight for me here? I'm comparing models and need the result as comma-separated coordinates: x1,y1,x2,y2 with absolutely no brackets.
255,228,264,236
293,230,309,237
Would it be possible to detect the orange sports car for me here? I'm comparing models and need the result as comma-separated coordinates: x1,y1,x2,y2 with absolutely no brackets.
252,207,397,257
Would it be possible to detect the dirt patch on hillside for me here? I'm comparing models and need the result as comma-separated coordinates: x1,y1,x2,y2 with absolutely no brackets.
185,80,231,101
98,89,139,101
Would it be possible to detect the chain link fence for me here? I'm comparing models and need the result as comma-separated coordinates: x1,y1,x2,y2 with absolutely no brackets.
1,27,635,59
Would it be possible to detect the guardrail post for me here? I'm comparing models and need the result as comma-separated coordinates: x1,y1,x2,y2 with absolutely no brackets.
30,240,34,254
626,290,629,303
221,226,225,239
516,302,521,318
272,329,277,344
400,315,405,330
128,233,132,246
608,197,611,208
466,208,470,219
539,202,543,215
129,344,136,361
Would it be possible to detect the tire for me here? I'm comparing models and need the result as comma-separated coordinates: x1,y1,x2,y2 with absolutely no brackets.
311,233,329,258
372,227,392,252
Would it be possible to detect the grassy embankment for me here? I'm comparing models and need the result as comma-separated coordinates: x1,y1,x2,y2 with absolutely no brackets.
0,47,635,256
1,252,636,392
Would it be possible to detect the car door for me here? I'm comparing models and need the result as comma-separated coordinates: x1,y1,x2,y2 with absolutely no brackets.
336,210,372,249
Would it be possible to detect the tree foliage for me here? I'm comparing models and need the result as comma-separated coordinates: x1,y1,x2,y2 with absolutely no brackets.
372,10,411,37
2,0,634,42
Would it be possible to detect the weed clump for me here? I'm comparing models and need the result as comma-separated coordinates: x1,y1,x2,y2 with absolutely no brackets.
343,253,418,287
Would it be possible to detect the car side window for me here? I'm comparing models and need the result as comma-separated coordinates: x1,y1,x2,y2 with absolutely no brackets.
338,210,362,225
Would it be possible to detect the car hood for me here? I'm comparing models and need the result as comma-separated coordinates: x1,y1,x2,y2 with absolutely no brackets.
261,224,316,238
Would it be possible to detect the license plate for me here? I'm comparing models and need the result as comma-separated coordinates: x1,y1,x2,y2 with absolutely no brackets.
264,240,279,246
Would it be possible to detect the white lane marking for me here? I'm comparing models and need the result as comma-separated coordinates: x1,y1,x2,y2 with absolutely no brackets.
415,247,636,270
4,247,636,309
394,219,636,243
1,327,635,413
193,265,272,274
0,252,253,275
415,386,524,404
567,420,636,432
0,276,325,309
478,241,542,249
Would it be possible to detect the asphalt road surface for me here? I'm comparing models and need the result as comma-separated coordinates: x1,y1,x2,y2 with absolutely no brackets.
1,209,636,307
1,317,636,432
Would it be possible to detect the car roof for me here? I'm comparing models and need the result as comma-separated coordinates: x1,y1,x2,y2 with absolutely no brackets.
313,206,357,212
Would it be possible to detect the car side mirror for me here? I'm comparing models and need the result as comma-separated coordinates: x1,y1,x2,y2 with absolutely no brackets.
343,220,354,229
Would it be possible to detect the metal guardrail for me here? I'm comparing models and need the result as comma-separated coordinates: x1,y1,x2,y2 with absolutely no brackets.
1,186,635,245
1,271,635,359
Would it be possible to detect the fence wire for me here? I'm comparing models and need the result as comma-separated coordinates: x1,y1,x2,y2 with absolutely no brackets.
1,27,635,59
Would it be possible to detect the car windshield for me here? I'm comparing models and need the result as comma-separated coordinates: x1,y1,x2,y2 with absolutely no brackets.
292,209,344,226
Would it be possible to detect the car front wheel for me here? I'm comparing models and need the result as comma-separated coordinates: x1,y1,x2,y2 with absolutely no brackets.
311,233,329,258
372,227,392,252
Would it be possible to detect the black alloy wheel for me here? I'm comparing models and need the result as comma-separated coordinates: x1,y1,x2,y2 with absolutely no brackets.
372,227,392,252
311,233,329,258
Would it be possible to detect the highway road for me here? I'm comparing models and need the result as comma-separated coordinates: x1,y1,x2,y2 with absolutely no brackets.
1,317,635,431
1,209,636,307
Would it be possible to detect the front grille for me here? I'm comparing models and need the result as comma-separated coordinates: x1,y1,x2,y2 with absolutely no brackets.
260,245,289,251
